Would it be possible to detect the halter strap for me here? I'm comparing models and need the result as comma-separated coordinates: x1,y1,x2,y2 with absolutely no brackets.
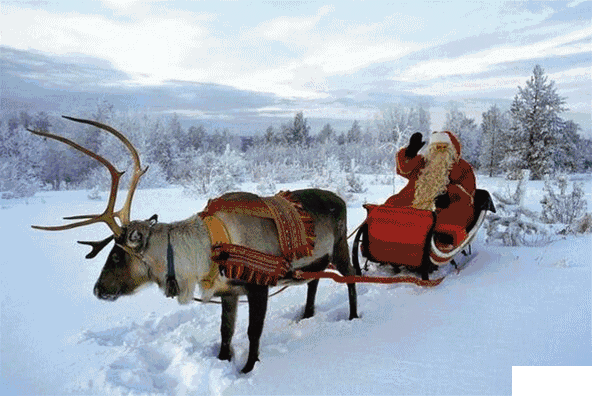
165,231,180,298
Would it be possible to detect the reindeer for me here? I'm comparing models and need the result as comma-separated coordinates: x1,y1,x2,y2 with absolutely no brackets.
29,116,358,373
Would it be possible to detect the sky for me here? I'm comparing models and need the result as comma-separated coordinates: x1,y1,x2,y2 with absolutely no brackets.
1,0,591,131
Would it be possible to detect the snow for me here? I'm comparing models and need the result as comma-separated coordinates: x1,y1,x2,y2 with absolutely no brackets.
1,175,591,395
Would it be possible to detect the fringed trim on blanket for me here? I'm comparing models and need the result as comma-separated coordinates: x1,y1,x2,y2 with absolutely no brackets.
212,243,290,286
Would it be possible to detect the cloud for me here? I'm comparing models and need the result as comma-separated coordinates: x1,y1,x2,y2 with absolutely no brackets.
1,1,589,118
99,0,165,13
409,66,591,117
396,26,592,83
1,5,214,83
250,5,333,42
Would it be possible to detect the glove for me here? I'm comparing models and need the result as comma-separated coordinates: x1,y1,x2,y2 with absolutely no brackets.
435,193,450,209
405,132,425,158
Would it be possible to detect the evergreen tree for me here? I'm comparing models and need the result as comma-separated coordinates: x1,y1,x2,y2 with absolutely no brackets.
264,125,276,145
507,65,567,179
284,111,310,145
480,105,510,177
187,125,206,151
554,119,580,173
209,128,231,154
318,123,335,144
346,120,362,143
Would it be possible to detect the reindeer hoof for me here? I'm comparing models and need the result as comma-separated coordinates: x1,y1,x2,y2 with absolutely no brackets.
240,358,259,374
218,347,232,361
302,307,315,319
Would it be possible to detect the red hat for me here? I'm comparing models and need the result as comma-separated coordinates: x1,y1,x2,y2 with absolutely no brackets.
429,130,461,158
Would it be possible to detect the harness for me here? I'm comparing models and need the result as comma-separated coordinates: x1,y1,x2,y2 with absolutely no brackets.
200,215,232,290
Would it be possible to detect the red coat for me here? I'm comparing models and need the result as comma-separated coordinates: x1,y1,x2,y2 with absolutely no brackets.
385,148,476,232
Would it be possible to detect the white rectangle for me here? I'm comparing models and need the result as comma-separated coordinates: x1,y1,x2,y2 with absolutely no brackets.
513,366,592,396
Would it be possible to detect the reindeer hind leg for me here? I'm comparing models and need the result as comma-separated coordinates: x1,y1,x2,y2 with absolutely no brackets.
333,235,359,320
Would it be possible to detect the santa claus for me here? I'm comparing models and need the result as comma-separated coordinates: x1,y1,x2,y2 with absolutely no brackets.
384,130,476,244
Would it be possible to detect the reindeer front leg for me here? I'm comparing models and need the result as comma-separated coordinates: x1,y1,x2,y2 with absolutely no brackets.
219,294,238,361
303,279,319,319
242,284,269,373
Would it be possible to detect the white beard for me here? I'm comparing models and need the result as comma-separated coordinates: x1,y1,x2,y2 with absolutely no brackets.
412,145,456,211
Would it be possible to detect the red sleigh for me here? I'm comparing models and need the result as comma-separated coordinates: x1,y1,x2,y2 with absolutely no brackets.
351,189,496,281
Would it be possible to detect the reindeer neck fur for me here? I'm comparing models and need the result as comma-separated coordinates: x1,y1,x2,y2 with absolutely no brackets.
141,214,223,304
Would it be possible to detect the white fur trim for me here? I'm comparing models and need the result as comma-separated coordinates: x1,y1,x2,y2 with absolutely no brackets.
429,131,452,146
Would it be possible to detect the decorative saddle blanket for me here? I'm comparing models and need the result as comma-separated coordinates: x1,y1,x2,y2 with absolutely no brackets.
200,191,316,286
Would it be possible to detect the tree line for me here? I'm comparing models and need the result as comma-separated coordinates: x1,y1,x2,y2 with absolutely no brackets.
1,65,590,198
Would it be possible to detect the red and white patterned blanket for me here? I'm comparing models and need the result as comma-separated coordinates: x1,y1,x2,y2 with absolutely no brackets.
200,191,315,285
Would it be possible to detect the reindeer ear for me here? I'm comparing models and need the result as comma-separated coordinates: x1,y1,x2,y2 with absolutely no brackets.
148,214,158,227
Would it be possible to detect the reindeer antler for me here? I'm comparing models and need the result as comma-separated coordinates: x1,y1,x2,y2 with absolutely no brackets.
28,116,148,237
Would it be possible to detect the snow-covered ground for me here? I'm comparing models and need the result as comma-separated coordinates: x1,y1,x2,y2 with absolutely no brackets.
1,175,591,395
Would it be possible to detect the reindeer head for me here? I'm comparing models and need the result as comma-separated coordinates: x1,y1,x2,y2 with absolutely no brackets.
93,215,162,300
29,116,155,301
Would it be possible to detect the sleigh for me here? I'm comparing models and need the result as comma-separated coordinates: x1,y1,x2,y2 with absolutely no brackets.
350,189,496,283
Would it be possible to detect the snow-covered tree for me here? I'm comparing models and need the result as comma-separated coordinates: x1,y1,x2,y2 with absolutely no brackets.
346,158,367,193
318,123,335,144
183,144,246,198
443,108,481,168
376,105,429,145
311,154,351,201
186,125,206,151
283,112,310,145
0,122,42,198
553,120,582,173
479,105,511,177
506,65,567,180
346,120,362,143
263,125,277,145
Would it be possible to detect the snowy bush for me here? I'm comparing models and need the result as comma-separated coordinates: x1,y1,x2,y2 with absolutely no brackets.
569,213,592,234
81,161,168,191
311,155,352,201
183,145,245,198
256,176,277,196
345,159,367,194
138,162,169,189
540,174,587,226
486,170,552,246
248,144,313,184
87,187,102,201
